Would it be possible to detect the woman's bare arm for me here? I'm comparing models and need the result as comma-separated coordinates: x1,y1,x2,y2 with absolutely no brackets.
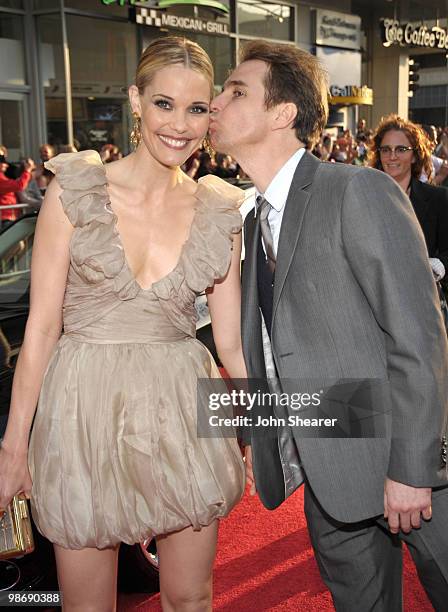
207,234,254,491
1,177,73,456
206,232,247,380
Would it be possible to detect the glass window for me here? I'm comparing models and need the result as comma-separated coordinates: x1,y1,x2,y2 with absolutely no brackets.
33,1,60,8
33,0,61,10
65,0,130,16
0,14,25,86
37,13,68,146
0,1,23,8
0,97,26,160
185,34,234,89
237,0,293,40
161,3,230,26
66,14,137,153
139,2,232,87
316,47,361,89
141,29,234,90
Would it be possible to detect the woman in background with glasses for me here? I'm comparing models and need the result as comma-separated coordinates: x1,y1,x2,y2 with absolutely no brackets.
370,114,448,283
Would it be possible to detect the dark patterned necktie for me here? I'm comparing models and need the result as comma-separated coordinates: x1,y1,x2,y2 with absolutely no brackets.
257,195,276,274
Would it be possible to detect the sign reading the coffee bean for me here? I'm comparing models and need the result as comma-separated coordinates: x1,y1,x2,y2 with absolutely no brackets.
381,18,448,49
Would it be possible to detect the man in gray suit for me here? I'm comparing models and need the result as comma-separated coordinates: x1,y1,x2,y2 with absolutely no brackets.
210,40,448,610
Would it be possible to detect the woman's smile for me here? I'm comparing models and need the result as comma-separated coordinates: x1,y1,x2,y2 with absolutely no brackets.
157,134,191,150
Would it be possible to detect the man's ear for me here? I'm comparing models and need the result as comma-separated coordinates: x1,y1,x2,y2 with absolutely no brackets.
272,102,298,131
129,85,142,116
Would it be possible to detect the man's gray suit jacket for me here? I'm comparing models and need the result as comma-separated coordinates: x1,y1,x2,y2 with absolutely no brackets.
241,151,448,523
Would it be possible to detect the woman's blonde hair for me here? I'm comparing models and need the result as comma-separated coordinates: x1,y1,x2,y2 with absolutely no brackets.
135,36,214,97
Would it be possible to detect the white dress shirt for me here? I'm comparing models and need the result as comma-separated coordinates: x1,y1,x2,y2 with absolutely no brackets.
256,147,306,256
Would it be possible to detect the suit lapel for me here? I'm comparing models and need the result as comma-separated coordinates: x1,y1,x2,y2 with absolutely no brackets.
272,152,320,325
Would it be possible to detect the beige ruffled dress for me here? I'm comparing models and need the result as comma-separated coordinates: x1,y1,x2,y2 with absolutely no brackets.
28,150,246,549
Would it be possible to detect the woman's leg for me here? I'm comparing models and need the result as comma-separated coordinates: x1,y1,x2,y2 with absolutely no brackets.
156,520,219,612
53,544,120,612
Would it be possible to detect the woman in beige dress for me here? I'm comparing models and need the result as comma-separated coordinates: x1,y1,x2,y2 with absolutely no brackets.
0,37,246,611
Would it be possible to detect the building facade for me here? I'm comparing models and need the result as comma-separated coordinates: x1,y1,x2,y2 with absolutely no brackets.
0,0,447,161
353,0,448,130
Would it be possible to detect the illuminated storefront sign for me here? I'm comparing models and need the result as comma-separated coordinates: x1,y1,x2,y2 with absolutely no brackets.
134,6,229,34
329,85,373,106
102,0,230,14
315,9,361,51
381,18,448,49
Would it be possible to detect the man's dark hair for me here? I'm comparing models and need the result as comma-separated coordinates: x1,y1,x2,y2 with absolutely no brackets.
239,40,329,146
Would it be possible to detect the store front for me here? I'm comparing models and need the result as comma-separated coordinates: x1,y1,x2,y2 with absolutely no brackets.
2,0,448,161
0,3,31,160
379,16,448,126
40,10,137,152
352,0,448,129
312,8,372,133
0,0,297,160
135,3,234,87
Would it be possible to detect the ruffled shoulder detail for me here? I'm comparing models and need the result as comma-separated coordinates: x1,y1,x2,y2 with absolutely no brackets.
45,150,111,227
45,150,138,303
148,175,244,337
45,150,106,192
195,174,246,211
153,175,244,304
187,174,244,290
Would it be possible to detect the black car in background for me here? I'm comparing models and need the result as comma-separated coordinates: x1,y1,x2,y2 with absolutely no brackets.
0,214,159,595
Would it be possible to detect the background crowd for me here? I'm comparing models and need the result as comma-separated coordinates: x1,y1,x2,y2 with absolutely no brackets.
1,115,447,223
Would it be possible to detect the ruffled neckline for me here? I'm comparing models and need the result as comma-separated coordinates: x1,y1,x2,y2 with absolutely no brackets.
99,154,243,295
46,149,244,305
104,187,198,294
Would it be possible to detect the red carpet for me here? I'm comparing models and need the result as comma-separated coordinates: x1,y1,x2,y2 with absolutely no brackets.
118,487,433,611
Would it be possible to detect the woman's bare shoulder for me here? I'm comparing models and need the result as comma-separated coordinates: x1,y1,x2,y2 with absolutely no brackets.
103,156,133,186
178,170,200,197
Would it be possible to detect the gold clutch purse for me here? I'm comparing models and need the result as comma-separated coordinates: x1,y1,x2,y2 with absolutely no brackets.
0,494,35,559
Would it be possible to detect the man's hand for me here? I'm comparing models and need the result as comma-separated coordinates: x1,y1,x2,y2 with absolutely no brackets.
244,445,256,496
384,477,432,534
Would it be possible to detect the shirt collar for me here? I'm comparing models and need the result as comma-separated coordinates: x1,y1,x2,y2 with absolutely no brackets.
256,147,306,213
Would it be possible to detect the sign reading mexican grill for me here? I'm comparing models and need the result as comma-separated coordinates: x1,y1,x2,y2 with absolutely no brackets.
135,6,229,34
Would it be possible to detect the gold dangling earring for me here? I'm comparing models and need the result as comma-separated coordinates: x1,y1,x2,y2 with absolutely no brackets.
202,134,215,158
130,111,142,149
